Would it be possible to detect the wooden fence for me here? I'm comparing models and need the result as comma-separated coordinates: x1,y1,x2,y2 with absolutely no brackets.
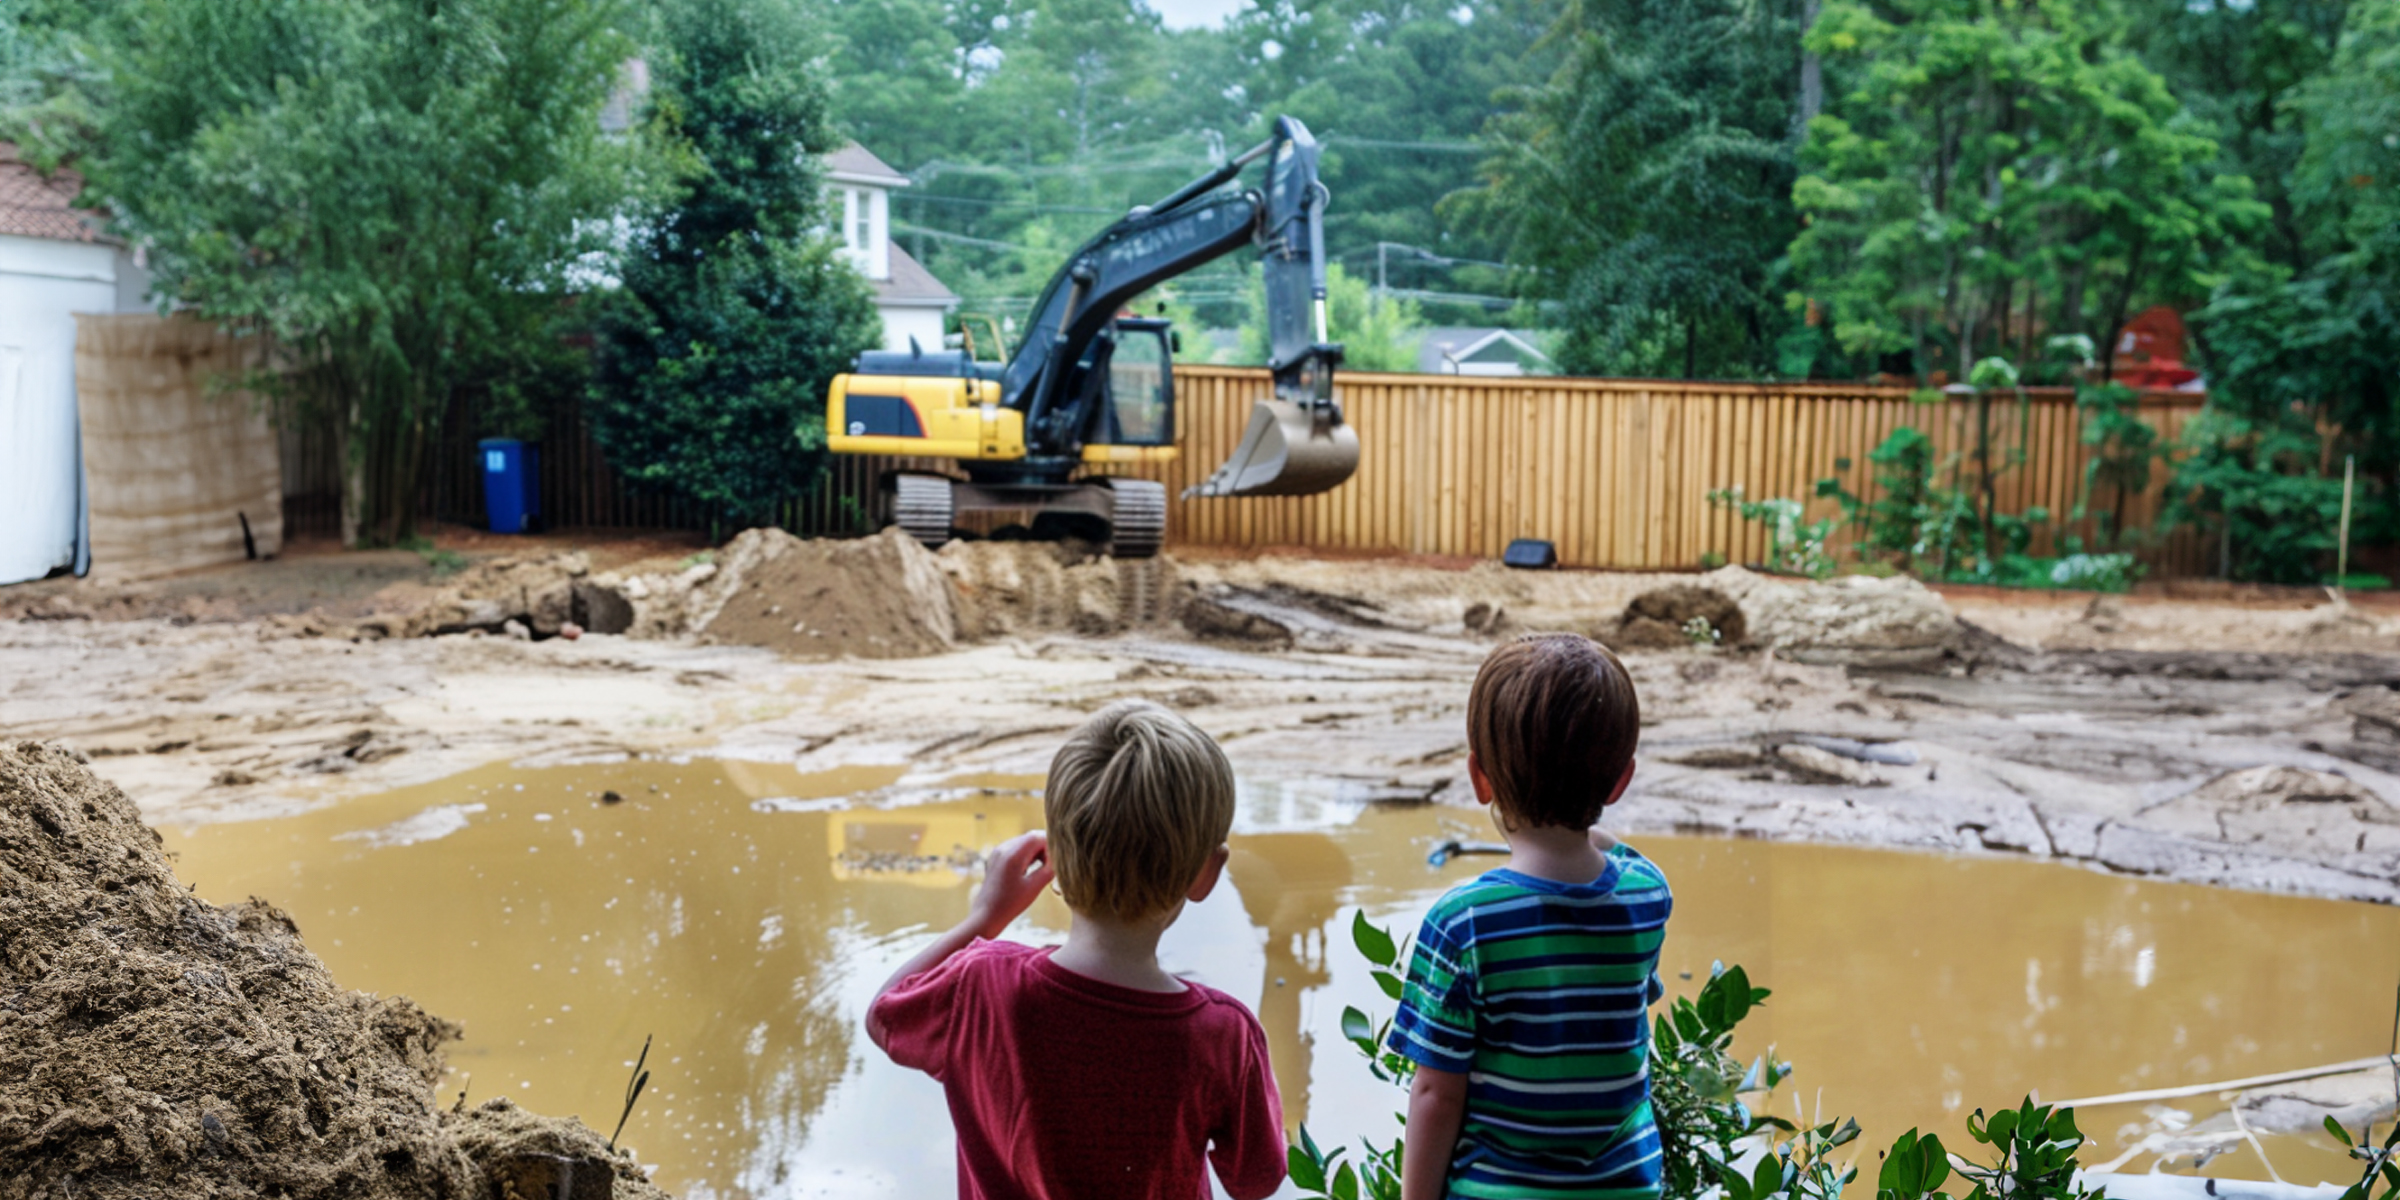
1112,367,2211,575
282,365,2214,576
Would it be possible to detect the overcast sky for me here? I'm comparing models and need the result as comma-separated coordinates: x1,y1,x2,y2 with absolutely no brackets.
1145,0,1246,30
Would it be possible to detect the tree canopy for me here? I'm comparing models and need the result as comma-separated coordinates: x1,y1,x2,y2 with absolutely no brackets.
49,0,641,545
587,0,882,529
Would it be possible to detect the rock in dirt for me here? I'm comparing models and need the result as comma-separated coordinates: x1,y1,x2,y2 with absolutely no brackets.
1774,743,1885,787
1700,566,1956,663
370,552,595,639
1612,585,1746,649
2143,764,2400,865
1180,593,1297,649
0,740,671,1200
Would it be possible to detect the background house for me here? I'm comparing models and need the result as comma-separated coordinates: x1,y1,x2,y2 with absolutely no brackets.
1415,327,1555,377
826,143,958,355
0,144,152,585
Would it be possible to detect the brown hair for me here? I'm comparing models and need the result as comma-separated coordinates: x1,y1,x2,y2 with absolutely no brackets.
1466,634,1640,830
1044,700,1237,920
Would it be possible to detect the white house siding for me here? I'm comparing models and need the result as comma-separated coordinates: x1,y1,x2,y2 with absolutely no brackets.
878,305,948,355
0,234,121,584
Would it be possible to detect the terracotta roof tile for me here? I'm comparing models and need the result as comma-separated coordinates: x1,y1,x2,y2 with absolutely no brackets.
0,143,105,243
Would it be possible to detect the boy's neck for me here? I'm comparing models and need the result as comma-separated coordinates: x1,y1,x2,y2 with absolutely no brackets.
1503,822,1609,885
1051,908,1188,993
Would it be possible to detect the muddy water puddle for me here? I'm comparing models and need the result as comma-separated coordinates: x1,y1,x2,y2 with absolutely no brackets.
161,761,2399,1199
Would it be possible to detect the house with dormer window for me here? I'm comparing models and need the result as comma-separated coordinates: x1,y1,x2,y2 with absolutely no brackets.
825,143,957,355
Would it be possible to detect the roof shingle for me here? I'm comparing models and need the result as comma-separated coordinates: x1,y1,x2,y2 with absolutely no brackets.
0,143,105,244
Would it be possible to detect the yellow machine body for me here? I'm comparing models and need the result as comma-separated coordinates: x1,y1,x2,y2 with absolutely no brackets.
827,374,1023,461
826,371,1180,467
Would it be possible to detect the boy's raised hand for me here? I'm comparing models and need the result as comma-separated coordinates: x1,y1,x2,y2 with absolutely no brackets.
969,831,1054,936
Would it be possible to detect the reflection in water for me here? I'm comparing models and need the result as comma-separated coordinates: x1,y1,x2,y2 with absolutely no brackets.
161,764,2400,1198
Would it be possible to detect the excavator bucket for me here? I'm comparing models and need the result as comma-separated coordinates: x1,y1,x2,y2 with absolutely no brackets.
1183,398,1361,499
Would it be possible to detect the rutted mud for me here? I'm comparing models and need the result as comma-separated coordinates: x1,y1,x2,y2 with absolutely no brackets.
4,535,2399,902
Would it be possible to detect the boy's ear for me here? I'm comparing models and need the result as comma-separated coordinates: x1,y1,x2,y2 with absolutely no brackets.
1186,844,1231,903
1467,754,1495,808
1600,756,1637,809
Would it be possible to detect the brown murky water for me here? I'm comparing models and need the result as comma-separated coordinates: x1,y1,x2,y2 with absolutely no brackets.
159,760,2399,1199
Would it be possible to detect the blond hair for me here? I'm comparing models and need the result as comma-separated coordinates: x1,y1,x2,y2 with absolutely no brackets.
1044,700,1237,920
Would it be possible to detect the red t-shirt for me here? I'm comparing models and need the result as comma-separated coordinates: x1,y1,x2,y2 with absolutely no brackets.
870,939,1286,1200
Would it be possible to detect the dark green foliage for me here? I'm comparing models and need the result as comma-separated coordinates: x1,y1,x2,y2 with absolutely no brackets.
1464,0,1800,378
32,0,638,545
2168,407,2355,583
2171,0,2400,581
588,0,881,528
2327,1110,2400,1200
1794,0,2265,384
1878,1098,2101,1200
1653,964,1794,1200
2074,383,2165,547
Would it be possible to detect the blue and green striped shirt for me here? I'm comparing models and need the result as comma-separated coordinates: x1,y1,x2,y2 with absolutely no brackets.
1387,844,1673,1200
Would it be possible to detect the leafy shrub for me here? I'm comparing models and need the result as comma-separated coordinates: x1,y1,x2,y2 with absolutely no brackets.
1708,487,1840,580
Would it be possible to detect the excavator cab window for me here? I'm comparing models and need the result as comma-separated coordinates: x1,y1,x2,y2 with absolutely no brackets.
1101,319,1175,447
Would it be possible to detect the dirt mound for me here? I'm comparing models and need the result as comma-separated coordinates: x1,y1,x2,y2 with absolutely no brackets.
0,740,669,1200
681,527,959,659
937,541,1179,638
1613,585,1747,649
1699,566,1956,663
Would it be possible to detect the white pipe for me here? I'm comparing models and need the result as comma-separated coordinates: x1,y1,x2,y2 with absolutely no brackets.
2049,1055,2393,1109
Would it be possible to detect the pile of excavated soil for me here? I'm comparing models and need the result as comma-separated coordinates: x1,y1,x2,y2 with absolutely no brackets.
1612,584,1747,649
682,527,959,660
0,740,670,1200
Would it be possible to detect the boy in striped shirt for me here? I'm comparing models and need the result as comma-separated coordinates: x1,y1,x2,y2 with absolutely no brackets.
1390,634,1672,1200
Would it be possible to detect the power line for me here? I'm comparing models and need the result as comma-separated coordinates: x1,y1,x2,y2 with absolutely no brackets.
1322,135,1485,154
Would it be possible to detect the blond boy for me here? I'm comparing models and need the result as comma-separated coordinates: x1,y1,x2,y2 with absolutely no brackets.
866,700,1286,1200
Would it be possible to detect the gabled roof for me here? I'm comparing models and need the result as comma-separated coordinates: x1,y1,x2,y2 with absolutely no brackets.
0,143,106,244
1416,327,1553,374
826,142,910,187
874,243,957,308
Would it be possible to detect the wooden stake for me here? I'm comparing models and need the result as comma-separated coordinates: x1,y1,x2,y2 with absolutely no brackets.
2339,454,2355,588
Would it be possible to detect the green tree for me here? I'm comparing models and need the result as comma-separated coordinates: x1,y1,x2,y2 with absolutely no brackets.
1462,0,1801,378
48,0,639,545
2126,0,2351,276
1235,263,1425,372
1238,0,1555,305
2171,0,2400,580
1791,0,2265,385
588,0,881,529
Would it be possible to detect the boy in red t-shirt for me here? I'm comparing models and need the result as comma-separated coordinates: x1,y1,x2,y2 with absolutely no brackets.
866,699,1286,1200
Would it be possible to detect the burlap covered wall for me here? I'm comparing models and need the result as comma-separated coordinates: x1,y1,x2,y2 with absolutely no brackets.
75,313,281,579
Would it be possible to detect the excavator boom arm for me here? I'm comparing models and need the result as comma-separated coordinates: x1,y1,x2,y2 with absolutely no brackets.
1001,116,1348,472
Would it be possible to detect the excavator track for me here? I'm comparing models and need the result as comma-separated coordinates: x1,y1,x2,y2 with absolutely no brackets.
889,474,955,550
1103,478,1166,560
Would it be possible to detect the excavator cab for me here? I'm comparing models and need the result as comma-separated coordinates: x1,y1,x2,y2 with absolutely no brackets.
1093,318,1175,447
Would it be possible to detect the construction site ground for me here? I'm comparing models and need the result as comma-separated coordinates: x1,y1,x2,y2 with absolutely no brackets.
6,525,2399,905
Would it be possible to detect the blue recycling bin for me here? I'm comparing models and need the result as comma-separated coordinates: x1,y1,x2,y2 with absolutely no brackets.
478,439,540,534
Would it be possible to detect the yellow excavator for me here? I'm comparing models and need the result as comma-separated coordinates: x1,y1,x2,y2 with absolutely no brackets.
822,116,1361,558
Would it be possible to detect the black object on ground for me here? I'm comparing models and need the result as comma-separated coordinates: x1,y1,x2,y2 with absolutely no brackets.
1503,539,1557,570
